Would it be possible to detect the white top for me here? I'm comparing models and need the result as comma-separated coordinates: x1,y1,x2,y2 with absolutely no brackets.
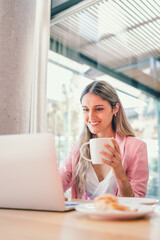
85,164,117,200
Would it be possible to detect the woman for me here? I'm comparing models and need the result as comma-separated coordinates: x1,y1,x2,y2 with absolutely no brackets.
59,80,149,199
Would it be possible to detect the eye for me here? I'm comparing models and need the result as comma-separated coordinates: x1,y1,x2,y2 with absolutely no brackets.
96,108,104,111
83,108,88,112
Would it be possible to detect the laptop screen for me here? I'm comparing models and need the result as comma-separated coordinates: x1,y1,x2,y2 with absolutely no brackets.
0,133,69,211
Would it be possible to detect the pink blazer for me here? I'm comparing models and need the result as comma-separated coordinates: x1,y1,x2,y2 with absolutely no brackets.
59,133,149,199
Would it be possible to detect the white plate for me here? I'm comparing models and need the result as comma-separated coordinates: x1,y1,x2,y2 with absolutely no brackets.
75,203,154,220
118,197,159,205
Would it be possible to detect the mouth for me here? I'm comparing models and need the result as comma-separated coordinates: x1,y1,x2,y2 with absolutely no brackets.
89,121,100,127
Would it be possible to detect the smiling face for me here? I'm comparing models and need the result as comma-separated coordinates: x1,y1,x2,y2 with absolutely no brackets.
82,93,118,138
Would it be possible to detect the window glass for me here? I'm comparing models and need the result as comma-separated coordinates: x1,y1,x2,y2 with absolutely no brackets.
49,0,160,201
47,51,159,199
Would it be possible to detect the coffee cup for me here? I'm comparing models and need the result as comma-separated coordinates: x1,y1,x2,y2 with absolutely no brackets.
80,138,114,164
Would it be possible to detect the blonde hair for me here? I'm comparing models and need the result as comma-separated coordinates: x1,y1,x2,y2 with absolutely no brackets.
75,80,135,197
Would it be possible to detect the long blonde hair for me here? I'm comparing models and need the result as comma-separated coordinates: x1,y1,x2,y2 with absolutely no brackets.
75,80,135,197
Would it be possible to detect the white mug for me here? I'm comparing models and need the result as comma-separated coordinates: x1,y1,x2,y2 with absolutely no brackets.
80,138,114,164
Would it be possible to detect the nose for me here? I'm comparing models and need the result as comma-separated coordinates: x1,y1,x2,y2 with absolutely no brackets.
89,110,94,120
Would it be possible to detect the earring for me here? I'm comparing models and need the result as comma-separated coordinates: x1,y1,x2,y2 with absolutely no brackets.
114,113,116,117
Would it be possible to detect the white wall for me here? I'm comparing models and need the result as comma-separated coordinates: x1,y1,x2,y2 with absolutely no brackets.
0,0,50,134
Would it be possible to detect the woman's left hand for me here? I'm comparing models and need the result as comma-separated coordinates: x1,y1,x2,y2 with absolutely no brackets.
100,138,126,181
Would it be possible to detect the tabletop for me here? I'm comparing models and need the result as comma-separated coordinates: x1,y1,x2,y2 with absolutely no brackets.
0,205,160,240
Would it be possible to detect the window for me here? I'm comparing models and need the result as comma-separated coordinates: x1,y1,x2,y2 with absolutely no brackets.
49,0,160,199
47,50,159,198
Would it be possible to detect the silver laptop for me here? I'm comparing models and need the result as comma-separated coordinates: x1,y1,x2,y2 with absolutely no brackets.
0,133,80,212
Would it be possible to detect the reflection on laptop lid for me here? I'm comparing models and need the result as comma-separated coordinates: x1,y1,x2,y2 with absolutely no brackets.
0,133,74,212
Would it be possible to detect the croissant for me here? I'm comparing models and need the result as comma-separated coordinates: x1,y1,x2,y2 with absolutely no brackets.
94,193,137,212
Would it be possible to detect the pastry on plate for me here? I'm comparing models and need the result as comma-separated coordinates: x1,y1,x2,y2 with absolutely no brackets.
94,193,137,212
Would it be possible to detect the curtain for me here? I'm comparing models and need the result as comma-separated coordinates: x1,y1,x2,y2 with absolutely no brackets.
29,0,51,133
